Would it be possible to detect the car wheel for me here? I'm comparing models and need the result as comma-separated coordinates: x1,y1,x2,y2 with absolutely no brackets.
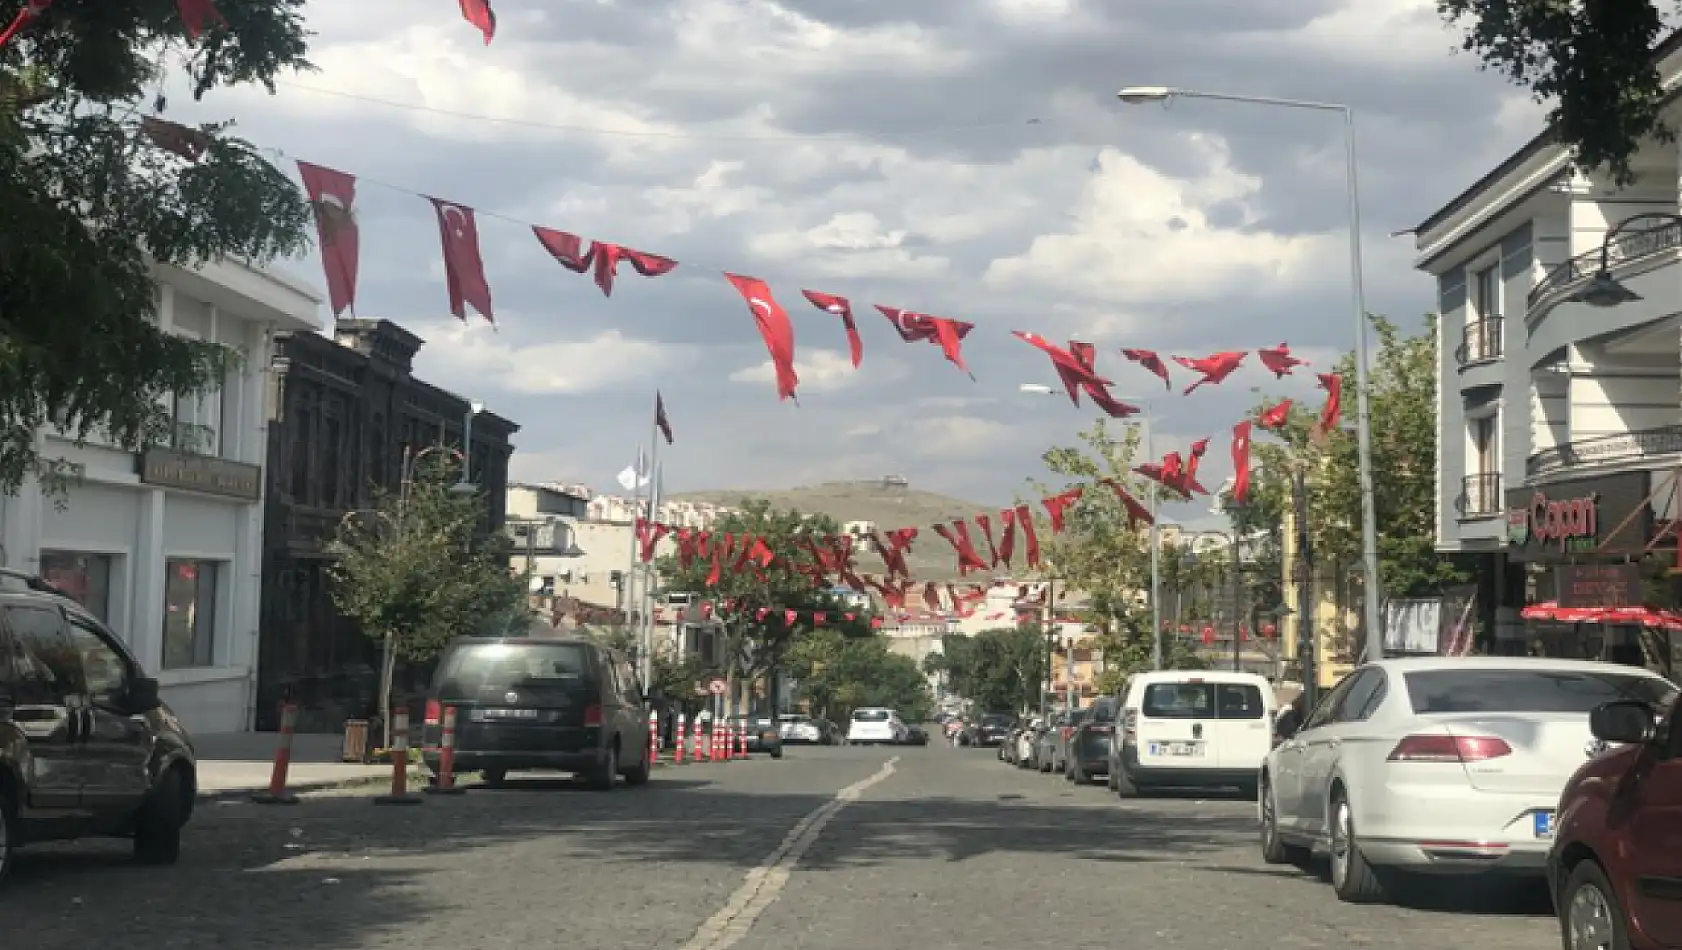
1562,859,1630,950
587,744,618,792
1067,759,1083,783
1259,775,1312,867
622,746,651,787
1329,792,1387,903
134,767,186,866
482,768,507,786
0,779,16,887
770,747,784,759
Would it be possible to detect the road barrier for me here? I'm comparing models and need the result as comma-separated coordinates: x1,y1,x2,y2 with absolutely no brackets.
675,713,687,764
647,710,659,767
250,704,300,805
693,718,707,761
737,725,748,759
425,706,467,796
374,708,422,806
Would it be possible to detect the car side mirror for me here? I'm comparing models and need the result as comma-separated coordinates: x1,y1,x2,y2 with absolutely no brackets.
128,676,162,713
1590,700,1655,745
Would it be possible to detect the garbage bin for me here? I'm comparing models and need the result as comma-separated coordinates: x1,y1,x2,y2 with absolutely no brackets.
342,719,371,763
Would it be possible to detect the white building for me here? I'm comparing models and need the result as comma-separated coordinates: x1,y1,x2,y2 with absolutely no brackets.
0,259,321,732
1415,31,1682,662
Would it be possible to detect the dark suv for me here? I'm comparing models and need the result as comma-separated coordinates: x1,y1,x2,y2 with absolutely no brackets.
422,636,655,790
0,570,196,885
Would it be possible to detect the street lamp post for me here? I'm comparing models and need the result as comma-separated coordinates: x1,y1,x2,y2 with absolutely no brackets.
381,442,465,749
454,399,485,493
1117,85,1384,663
1566,211,1682,307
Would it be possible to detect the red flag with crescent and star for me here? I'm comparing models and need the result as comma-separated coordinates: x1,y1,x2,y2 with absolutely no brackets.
176,0,224,40
1173,351,1247,395
1257,343,1306,378
801,290,863,368
877,306,975,377
429,198,494,323
530,227,678,297
1230,421,1253,504
459,0,495,43
296,162,359,319
724,274,799,401
1258,399,1292,431
1313,372,1344,441
1121,347,1172,389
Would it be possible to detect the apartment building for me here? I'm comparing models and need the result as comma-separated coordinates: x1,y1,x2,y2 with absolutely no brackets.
1415,33,1682,662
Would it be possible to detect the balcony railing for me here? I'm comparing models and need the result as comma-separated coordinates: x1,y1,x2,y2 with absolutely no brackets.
1458,472,1502,517
1456,315,1503,366
1526,424,1682,478
1529,217,1682,310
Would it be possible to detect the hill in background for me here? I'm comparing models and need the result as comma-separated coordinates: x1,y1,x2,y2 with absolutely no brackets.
672,478,998,582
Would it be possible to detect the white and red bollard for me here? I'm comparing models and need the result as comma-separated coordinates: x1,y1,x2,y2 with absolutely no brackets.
374,708,422,805
693,718,708,761
675,713,687,764
737,723,748,759
647,710,659,768
425,706,466,795
251,704,300,805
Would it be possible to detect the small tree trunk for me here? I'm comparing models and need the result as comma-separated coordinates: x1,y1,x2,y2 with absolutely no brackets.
378,630,397,749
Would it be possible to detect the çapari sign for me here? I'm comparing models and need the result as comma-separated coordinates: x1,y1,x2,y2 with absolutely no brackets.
1507,490,1598,553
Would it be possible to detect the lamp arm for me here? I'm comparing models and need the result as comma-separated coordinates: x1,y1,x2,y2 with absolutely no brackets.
1597,211,1682,270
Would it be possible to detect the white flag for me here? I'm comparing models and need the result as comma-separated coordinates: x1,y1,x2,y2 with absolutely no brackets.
615,446,650,492
616,465,639,492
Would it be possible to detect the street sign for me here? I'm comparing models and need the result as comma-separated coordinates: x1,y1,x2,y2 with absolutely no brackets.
706,677,727,696
692,682,709,697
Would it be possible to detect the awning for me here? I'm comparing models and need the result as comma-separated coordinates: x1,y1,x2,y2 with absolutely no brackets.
1521,601,1682,631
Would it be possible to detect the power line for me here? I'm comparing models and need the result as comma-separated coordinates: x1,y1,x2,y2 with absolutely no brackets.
273,79,1047,143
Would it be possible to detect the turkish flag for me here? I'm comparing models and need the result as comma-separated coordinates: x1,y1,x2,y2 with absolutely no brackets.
1313,372,1344,439
724,273,799,401
1231,421,1253,505
297,162,359,319
802,290,863,368
429,199,494,323
459,0,495,43
176,0,224,40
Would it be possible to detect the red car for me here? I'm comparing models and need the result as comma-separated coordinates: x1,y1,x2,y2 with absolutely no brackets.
1549,690,1682,950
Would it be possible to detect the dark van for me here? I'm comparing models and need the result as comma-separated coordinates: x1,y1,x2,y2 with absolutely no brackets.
421,637,654,791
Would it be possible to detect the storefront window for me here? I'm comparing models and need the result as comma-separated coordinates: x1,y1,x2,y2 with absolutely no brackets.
162,559,219,669
40,552,113,622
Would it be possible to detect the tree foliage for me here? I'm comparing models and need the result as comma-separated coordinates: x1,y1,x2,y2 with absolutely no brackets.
1,0,315,490
938,627,1047,715
1438,0,1670,185
325,454,529,664
1243,315,1472,603
784,628,931,723
656,499,869,677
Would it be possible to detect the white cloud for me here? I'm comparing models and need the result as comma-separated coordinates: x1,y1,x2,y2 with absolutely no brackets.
411,321,691,395
728,348,899,393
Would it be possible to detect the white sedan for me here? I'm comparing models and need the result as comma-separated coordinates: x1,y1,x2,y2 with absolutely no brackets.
1258,656,1676,904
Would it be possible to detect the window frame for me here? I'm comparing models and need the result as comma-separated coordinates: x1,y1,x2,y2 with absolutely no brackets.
161,558,220,670
64,610,134,705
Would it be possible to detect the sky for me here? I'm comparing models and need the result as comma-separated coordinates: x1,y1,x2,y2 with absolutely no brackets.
163,0,1545,526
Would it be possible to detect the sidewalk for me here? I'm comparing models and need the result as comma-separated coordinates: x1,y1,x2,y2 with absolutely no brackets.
191,731,394,797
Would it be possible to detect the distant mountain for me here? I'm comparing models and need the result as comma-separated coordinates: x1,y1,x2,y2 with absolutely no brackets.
671,479,997,582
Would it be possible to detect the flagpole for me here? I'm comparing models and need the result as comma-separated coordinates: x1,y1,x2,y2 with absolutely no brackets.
640,417,663,688
622,443,646,649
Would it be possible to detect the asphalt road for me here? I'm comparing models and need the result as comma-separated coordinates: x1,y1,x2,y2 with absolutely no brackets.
4,744,1555,950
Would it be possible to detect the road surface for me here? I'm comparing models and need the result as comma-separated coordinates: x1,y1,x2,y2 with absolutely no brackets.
6,744,1555,949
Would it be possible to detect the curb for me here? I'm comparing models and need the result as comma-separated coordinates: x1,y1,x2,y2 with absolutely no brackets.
198,770,430,803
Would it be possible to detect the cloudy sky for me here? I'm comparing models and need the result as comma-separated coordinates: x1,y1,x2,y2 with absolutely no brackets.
166,0,1541,524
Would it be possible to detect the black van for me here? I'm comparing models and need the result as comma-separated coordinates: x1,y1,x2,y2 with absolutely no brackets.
421,636,654,790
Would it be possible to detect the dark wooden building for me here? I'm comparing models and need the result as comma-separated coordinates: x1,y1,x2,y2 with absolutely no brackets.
257,319,519,732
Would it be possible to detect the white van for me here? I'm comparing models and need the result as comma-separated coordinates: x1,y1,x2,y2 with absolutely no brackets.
847,707,906,745
1111,670,1275,796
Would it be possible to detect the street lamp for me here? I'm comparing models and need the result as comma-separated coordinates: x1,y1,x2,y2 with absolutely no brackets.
1565,211,1682,307
1019,381,1164,670
1117,84,1385,663
452,399,486,495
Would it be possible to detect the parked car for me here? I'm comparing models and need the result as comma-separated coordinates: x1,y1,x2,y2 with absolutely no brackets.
847,707,908,745
777,714,834,745
422,636,654,790
727,714,785,758
1260,657,1675,905
975,713,1014,747
1050,707,1091,774
1113,670,1275,797
1068,697,1118,783
1013,718,1045,768
1549,691,1682,950
1033,712,1067,771
0,569,196,887
902,724,930,746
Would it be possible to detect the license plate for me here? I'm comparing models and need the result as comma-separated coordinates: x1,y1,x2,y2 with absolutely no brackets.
1534,811,1555,838
473,708,540,720
1148,741,1203,757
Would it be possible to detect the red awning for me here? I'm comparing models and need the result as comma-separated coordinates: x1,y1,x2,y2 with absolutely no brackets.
1521,602,1682,631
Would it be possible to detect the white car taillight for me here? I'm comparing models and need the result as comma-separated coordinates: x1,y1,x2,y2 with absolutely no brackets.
1387,734,1512,763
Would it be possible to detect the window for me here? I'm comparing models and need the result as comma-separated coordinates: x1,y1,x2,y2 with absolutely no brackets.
1474,265,1500,319
3,604,82,705
1471,416,1498,474
289,403,313,503
321,415,342,508
1404,668,1677,715
1302,675,1356,732
39,552,113,622
1336,669,1386,723
1142,683,1213,718
162,559,219,669
1215,683,1266,720
612,654,640,702
66,614,129,702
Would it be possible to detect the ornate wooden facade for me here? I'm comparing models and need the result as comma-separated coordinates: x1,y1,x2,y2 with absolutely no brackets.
257,319,519,732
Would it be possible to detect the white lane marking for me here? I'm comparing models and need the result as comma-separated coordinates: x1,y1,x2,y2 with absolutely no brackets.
679,757,899,950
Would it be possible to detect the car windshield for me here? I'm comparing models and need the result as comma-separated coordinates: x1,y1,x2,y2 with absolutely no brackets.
981,714,1011,727
434,642,592,698
853,709,891,721
1088,698,1118,722
1404,668,1679,714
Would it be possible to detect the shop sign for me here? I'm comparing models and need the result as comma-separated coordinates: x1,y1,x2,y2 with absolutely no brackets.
1556,563,1641,609
137,447,262,502
1508,490,1598,553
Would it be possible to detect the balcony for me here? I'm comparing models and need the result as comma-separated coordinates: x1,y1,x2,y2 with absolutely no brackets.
1458,472,1503,518
1456,316,1503,366
1529,217,1682,315
1526,425,1682,479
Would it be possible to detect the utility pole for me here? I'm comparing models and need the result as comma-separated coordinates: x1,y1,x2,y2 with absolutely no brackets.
1291,463,1319,712
1228,506,1246,673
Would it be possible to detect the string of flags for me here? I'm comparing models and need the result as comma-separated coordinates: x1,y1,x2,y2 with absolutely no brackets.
1,1,499,49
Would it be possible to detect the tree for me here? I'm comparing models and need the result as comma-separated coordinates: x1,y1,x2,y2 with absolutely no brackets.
655,499,869,707
1033,419,1207,687
1438,1,1668,185
939,627,1047,714
326,454,528,741
1,1,313,492
784,628,931,723
1244,315,1472,616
